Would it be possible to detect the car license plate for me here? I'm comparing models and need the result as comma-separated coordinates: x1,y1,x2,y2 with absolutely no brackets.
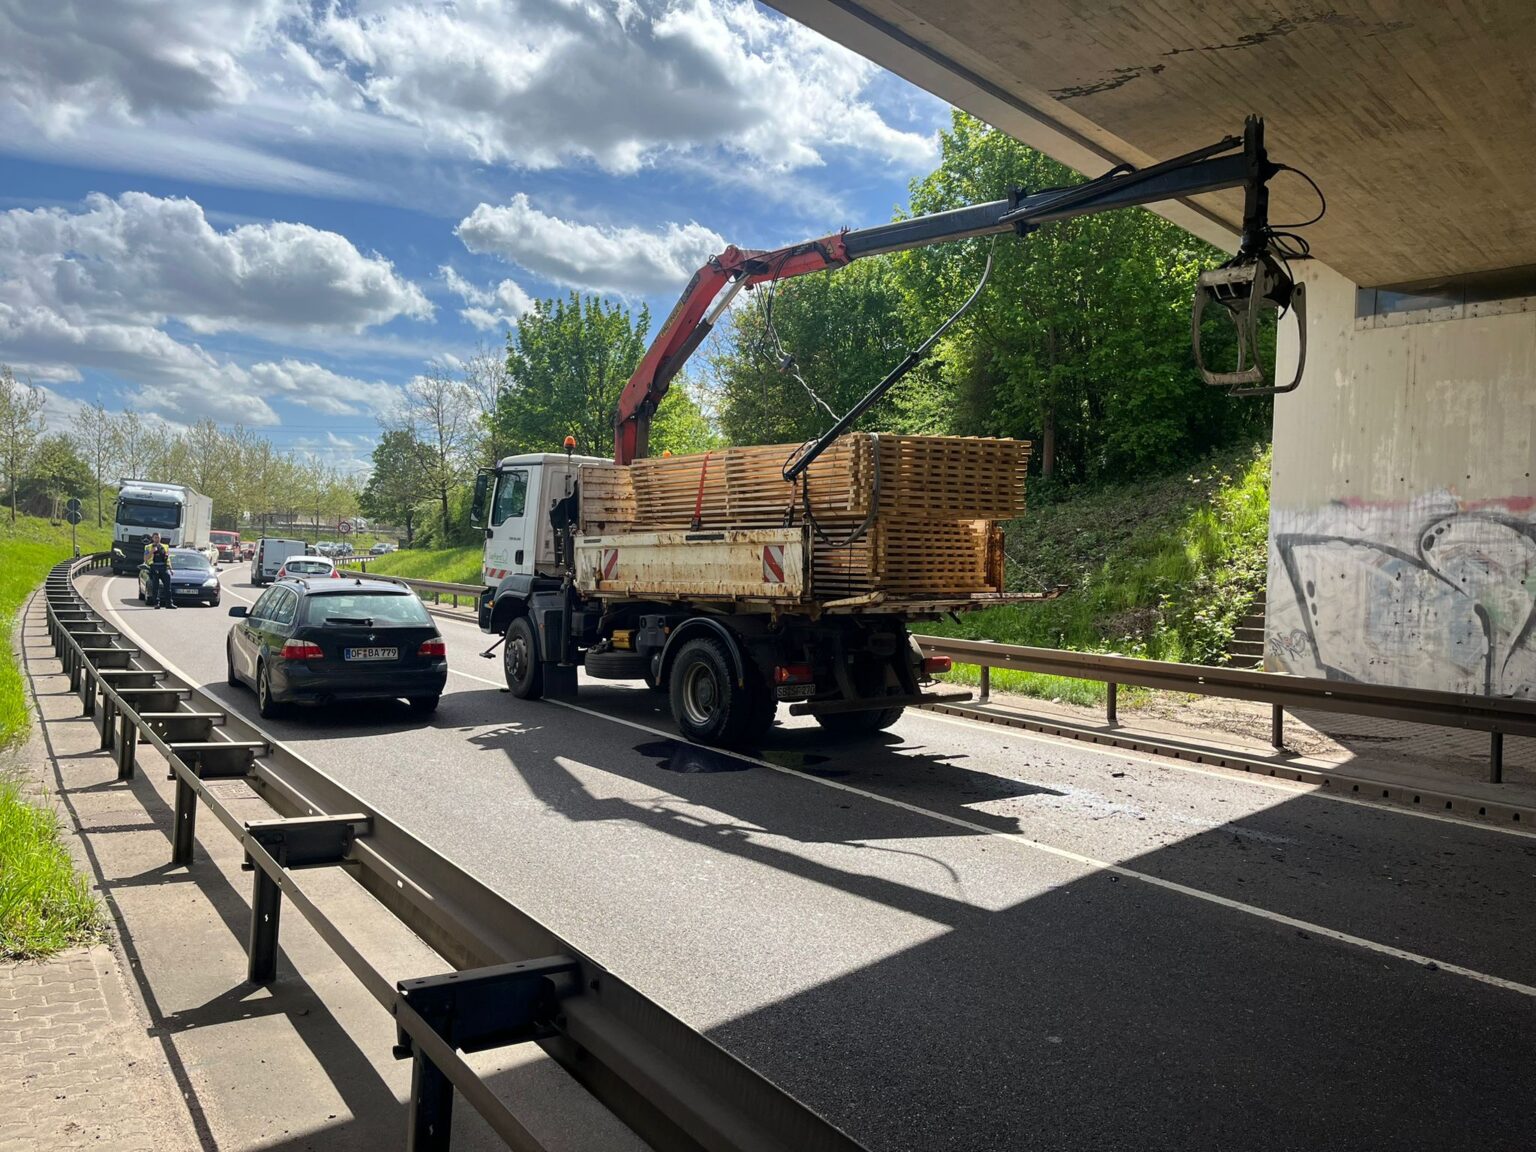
344,647,397,662
775,683,816,700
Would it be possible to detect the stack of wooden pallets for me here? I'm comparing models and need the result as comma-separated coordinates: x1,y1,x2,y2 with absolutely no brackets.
579,434,1030,599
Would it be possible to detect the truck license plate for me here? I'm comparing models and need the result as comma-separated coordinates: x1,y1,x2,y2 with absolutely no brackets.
775,683,816,700
344,647,397,662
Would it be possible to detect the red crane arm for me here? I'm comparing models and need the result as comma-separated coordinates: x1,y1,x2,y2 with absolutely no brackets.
613,233,851,463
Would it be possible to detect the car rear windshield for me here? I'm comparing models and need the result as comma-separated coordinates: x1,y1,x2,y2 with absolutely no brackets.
303,591,431,627
286,560,332,572
174,552,213,571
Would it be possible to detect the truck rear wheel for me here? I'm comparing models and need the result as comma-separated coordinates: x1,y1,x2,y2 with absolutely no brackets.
504,616,543,699
814,706,905,737
669,637,764,747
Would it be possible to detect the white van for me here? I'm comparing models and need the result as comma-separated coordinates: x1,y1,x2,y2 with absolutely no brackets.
252,538,307,586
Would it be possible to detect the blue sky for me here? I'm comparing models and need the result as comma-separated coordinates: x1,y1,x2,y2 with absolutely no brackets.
0,0,952,472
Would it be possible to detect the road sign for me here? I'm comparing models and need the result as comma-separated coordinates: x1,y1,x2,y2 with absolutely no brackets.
338,520,353,534
65,509,83,525
65,497,82,513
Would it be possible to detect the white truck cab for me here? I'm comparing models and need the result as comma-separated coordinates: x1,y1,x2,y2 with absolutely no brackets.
479,452,607,584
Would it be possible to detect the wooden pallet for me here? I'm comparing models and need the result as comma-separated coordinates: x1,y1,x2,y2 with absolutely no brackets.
578,434,1028,599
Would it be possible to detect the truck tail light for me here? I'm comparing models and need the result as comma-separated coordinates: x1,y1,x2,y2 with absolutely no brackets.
773,663,813,685
418,638,446,658
922,655,952,676
281,639,324,660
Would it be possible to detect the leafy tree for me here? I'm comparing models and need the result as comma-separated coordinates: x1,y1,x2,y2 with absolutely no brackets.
496,292,716,459
708,259,923,447
898,112,1268,481
0,366,47,522
72,400,119,526
396,367,478,543
20,433,92,518
360,429,432,545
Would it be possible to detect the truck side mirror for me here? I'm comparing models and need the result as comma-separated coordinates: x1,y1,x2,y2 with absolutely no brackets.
470,470,491,527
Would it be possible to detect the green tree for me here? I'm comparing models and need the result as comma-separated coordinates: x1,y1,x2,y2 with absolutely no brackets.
898,112,1267,481
494,292,717,459
72,400,119,526
708,259,923,447
20,433,92,518
0,366,47,522
360,429,432,545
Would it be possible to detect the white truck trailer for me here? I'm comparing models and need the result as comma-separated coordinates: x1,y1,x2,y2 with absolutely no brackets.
111,480,214,575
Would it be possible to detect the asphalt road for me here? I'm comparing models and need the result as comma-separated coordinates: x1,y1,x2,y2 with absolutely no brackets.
86,563,1536,1151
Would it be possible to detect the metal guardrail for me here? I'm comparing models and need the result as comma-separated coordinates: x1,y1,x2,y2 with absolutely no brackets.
45,554,865,1152
336,565,482,610
914,635,1536,784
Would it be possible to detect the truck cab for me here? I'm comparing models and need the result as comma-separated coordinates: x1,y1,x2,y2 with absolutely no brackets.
477,452,607,585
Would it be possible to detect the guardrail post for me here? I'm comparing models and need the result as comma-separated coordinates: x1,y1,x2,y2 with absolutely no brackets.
1271,704,1285,749
407,1052,455,1151
979,665,991,705
81,670,95,718
248,869,283,984
172,771,198,864
1490,731,1504,784
1106,682,1118,727
100,695,115,751
117,713,137,780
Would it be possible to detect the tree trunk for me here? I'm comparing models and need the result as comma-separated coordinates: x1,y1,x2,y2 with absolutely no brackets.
1041,408,1056,479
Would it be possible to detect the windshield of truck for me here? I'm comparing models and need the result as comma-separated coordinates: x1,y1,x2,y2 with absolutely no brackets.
210,532,238,545
116,500,181,530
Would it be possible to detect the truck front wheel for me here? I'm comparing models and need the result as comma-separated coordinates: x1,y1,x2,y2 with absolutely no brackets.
669,637,767,747
815,706,905,737
504,616,543,699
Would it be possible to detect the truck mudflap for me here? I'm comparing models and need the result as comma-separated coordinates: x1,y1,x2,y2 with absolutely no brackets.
787,688,973,716
573,527,806,601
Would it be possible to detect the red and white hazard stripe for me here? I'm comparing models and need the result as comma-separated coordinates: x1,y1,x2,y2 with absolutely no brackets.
484,565,510,580
602,548,620,580
762,544,785,584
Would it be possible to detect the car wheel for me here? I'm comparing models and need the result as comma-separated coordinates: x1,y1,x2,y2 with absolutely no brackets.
210,595,221,607
814,706,905,737
226,640,241,688
408,695,440,715
138,584,146,603
256,661,285,720
504,616,543,699
668,636,758,747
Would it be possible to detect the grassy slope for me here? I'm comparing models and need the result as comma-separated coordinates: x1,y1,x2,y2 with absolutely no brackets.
1,515,113,745
356,545,484,585
917,443,1271,704
0,513,110,957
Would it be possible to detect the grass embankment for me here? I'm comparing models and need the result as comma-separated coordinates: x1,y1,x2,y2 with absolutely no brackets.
918,443,1271,705
0,514,110,957
354,544,484,585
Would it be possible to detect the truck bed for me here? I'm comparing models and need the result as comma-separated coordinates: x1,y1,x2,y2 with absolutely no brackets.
572,526,1049,616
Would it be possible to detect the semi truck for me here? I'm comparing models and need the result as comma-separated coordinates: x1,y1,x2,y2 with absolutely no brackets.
473,118,1310,746
111,480,214,576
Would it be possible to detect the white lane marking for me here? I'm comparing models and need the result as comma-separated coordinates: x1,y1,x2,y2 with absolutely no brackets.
915,706,1536,840
550,698,1536,1000
89,571,1536,998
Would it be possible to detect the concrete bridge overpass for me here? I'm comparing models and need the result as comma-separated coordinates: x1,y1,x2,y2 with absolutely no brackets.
770,0,1536,698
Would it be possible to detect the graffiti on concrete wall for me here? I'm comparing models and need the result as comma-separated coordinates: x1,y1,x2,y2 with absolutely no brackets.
1268,495,1536,697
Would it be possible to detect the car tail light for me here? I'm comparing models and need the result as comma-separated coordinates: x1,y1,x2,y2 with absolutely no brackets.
773,662,813,685
280,639,324,660
276,567,286,578
922,655,952,676
418,638,446,658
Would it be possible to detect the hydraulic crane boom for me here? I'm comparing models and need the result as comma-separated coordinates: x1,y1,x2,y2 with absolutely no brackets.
613,116,1306,464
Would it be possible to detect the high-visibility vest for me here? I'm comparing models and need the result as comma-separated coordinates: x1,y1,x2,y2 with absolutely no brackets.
145,543,171,567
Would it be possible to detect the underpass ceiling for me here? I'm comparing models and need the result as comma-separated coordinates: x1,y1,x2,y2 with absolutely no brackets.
769,0,1536,287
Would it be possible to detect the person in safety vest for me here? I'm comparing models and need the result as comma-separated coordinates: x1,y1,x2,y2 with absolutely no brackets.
143,532,177,609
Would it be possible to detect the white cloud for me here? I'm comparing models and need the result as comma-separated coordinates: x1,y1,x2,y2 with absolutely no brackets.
440,266,535,330
247,359,404,417
301,0,936,175
0,0,290,134
456,194,724,296
0,191,430,426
